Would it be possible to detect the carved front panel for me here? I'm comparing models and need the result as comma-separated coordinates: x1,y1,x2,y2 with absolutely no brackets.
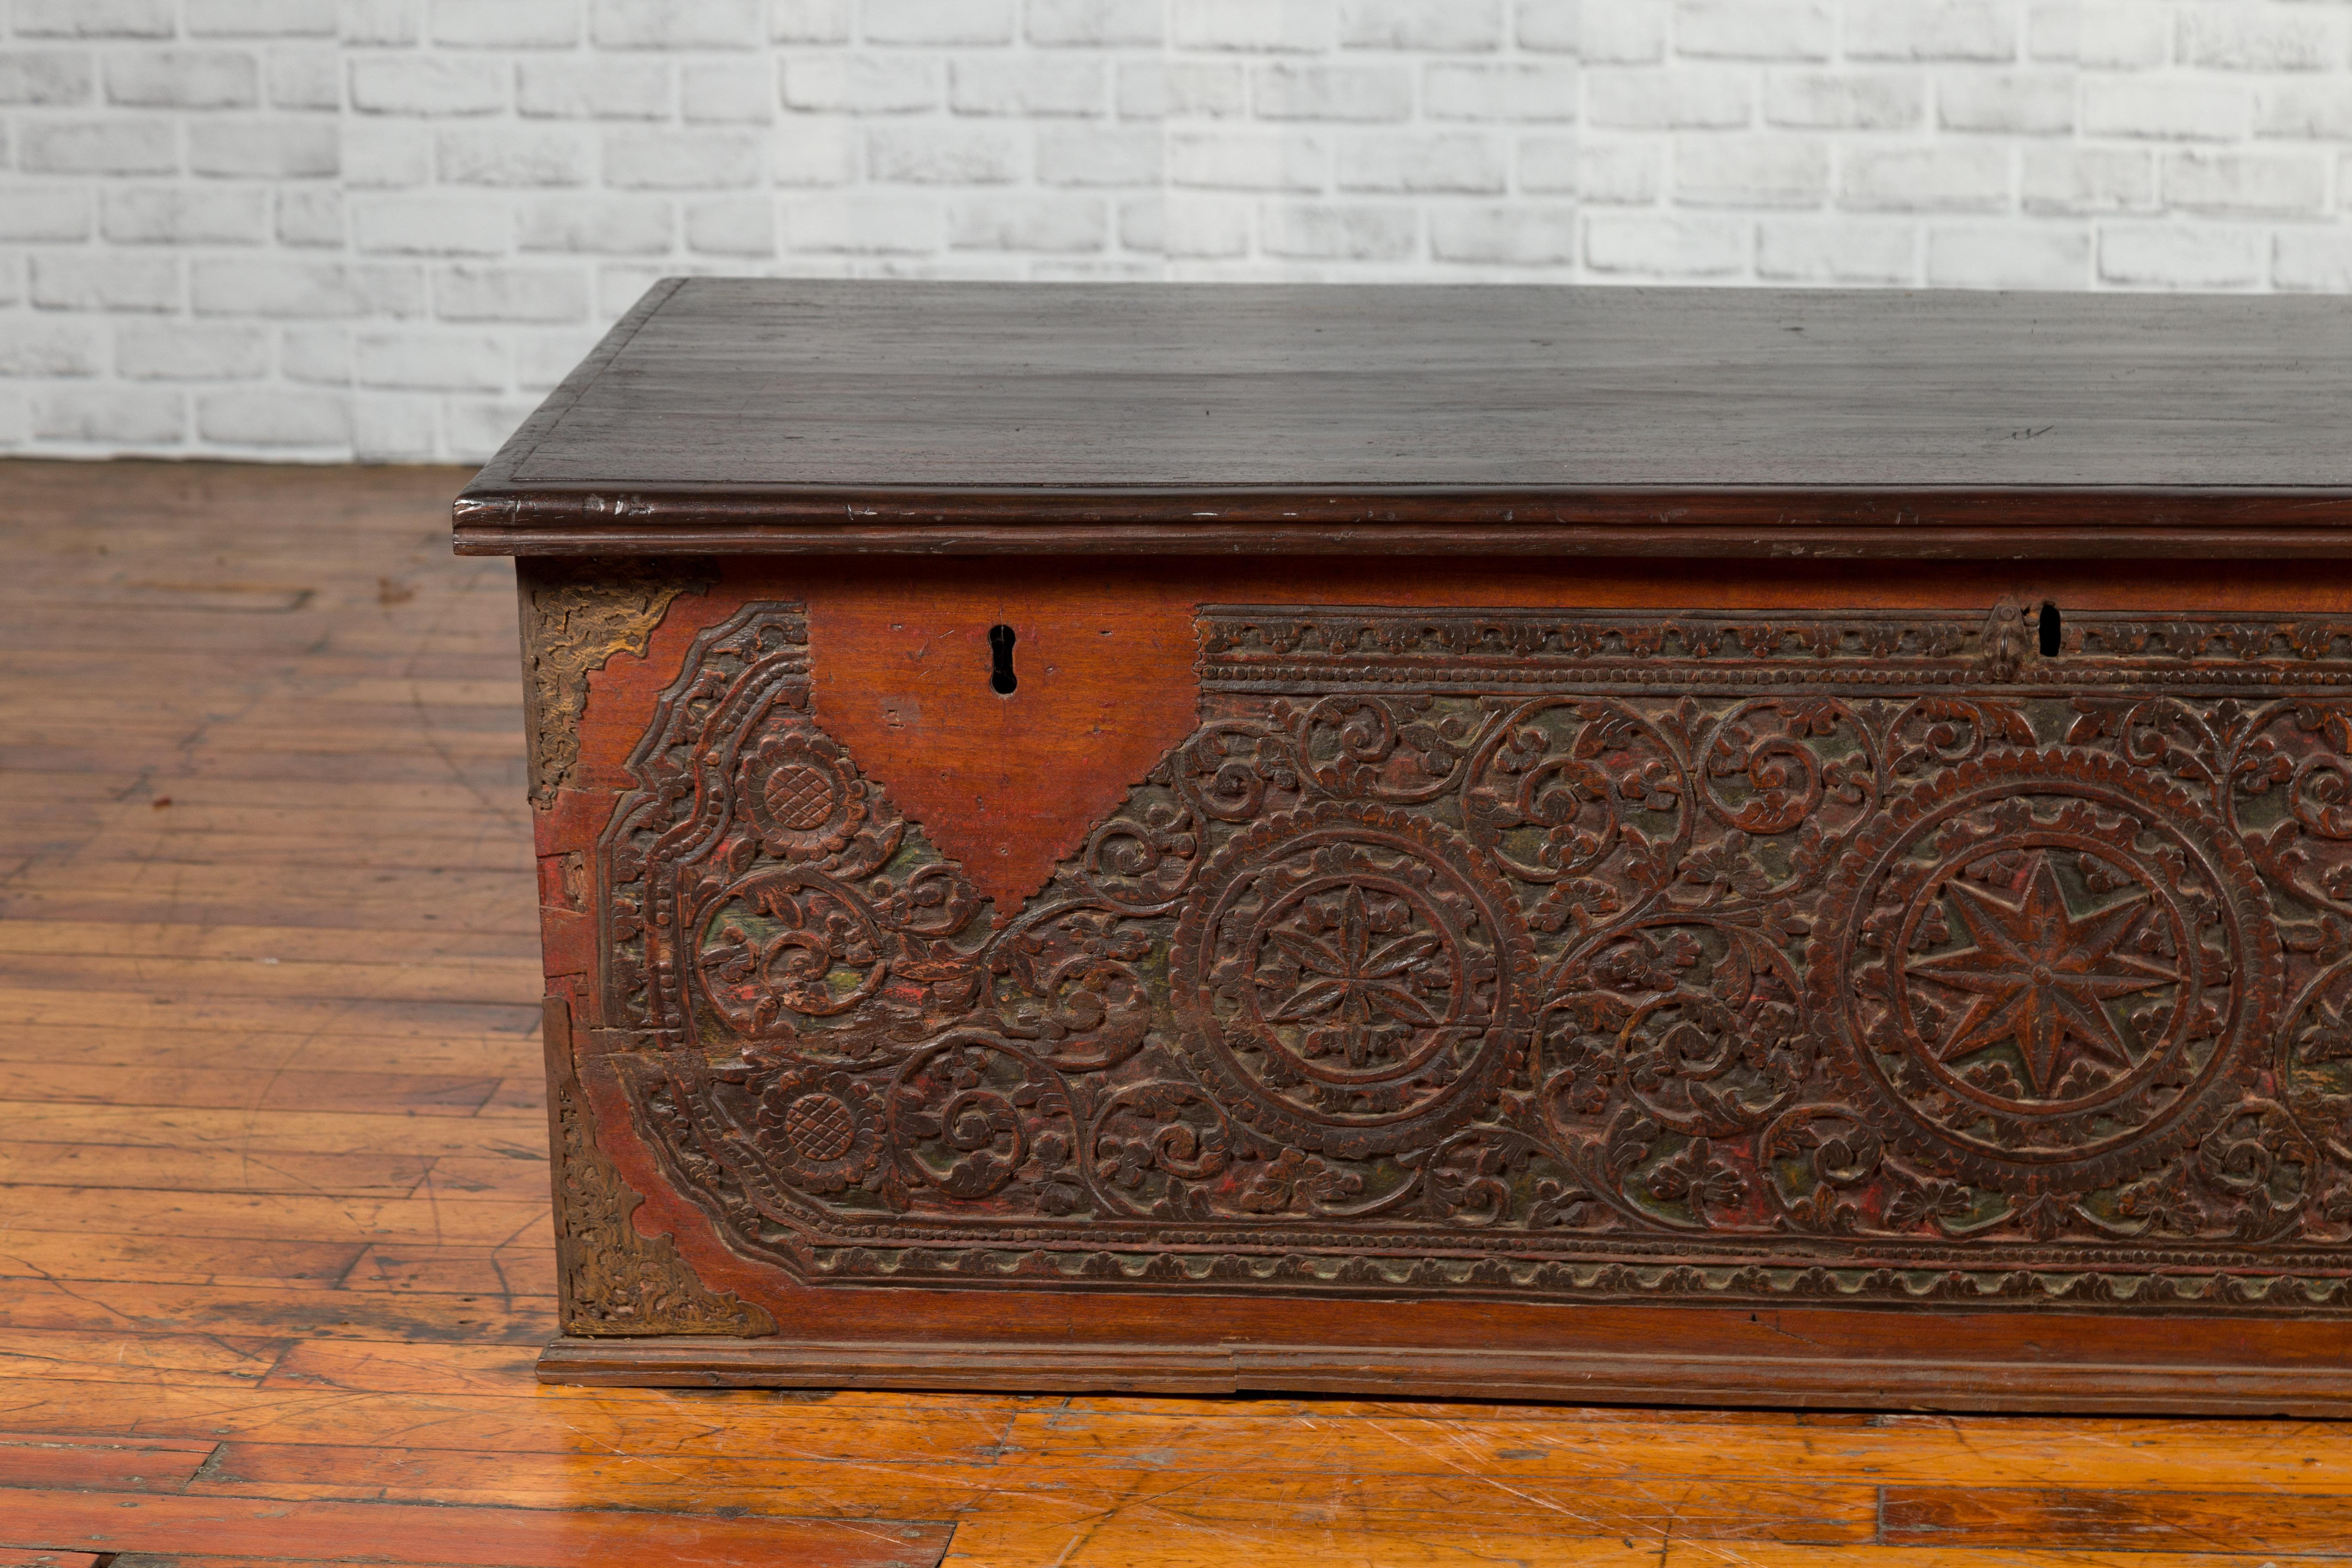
592,601,2352,1312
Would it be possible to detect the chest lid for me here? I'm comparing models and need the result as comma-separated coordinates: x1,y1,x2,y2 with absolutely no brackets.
454,278,2352,560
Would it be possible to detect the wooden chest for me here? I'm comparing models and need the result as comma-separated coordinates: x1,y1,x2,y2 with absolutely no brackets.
461,279,2352,1412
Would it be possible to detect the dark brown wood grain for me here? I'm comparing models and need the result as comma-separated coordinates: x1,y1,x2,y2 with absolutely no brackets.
456,281,2352,557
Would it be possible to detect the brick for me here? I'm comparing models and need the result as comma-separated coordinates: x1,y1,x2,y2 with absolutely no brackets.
1118,61,1247,119
1037,124,1164,186
1587,68,1751,129
1260,199,1416,260
1169,128,1330,191
340,0,422,46
1841,144,2009,211
864,0,1015,44
1339,0,1502,51
603,129,767,189
1575,0,1665,60
186,0,337,36
266,47,340,110
2029,3,2171,67
948,193,1107,251
2098,223,2265,288
786,193,944,253
432,0,583,46
2021,145,2154,213
771,0,851,43
1577,141,1666,203
433,262,593,320
1337,131,1505,193
437,126,595,187
13,0,175,37
278,187,344,247
775,119,859,184
0,188,93,242
1675,135,1829,207
1585,211,1747,275
1030,0,1162,45
36,387,185,445
1426,61,1577,121
1756,216,1916,280
2163,148,2327,215
21,119,177,175
684,196,775,255
105,49,260,108
2180,5,2343,72
1429,202,1576,263
1172,0,1335,54
350,57,507,116
2276,231,2352,292
683,61,775,123
1676,0,1834,61
2258,82,2352,141
592,0,763,47
343,122,432,187
1845,0,2017,61
2082,80,2249,141
190,119,341,178
281,329,348,389
783,55,939,113
199,388,352,447
517,59,672,119
1156,194,1250,257
117,322,270,380
1256,62,1412,121
0,52,95,105
1516,132,1575,193
1938,70,2073,134
515,193,674,253
350,194,511,255
29,254,176,312
354,329,505,390
0,317,105,376
105,186,270,245
868,122,1024,183
1926,223,2089,288
950,58,1106,115
354,397,438,461
1765,70,1925,129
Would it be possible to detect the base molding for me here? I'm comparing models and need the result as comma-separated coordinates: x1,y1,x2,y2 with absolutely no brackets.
539,1330,2352,1416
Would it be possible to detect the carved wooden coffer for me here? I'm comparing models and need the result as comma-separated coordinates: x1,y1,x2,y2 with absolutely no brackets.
461,280,2352,1412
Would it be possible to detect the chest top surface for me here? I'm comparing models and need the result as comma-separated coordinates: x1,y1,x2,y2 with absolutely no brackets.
456,279,2352,559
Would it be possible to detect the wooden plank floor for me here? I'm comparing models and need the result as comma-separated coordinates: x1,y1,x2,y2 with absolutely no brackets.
3,458,2350,1567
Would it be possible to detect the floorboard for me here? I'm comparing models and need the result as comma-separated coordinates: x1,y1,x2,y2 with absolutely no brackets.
3,458,2350,1565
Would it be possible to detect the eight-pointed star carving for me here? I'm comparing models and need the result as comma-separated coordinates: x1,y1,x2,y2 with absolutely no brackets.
1906,851,2181,1099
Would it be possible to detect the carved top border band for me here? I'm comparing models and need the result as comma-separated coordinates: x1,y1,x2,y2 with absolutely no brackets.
1198,603,2352,694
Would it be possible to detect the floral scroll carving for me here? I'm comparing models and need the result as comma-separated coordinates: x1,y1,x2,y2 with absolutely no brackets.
592,600,2352,1312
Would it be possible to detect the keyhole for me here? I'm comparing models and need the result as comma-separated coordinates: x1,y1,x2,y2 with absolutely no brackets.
987,623,1017,695
2037,601,2061,658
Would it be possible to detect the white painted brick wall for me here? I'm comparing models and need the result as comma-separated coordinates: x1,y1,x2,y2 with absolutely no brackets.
3,0,2350,462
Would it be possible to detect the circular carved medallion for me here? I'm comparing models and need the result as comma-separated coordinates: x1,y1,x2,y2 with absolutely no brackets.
736,731,866,859
753,1067,881,1194
1171,802,1531,1158
1812,749,2280,1194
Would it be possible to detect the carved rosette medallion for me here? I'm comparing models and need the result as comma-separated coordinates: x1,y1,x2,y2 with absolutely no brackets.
1819,749,2280,1198
1172,803,1530,1158
590,601,2352,1314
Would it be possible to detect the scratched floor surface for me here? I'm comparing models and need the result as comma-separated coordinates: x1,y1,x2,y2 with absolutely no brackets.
1,459,2349,1568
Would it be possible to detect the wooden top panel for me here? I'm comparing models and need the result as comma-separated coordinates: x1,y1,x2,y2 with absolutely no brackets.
456,278,2352,558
